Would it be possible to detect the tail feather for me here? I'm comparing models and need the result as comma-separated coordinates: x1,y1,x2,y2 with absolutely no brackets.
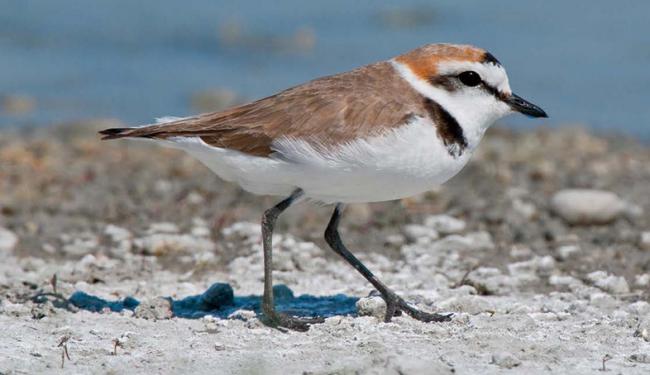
99,128,130,140
99,116,191,140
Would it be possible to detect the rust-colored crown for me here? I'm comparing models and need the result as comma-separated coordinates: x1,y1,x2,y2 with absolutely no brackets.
395,44,488,81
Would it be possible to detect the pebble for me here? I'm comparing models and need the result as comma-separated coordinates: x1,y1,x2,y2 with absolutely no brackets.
509,245,533,259
491,352,521,369
402,224,439,243
507,256,556,277
549,275,582,288
634,317,650,342
550,189,626,225
595,275,629,294
104,225,132,242
0,227,18,252
589,293,618,310
147,222,180,234
635,274,650,287
384,234,406,247
424,215,466,235
134,233,215,256
438,295,495,315
629,354,650,364
355,296,387,320
555,245,580,261
640,232,650,251
433,232,495,252
134,297,173,320
627,301,650,315
512,199,537,220
228,309,257,321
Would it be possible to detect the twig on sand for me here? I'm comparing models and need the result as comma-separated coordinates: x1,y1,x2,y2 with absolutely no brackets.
600,354,612,371
51,274,58,294
451,263,479,289
112,338,123,355
58,335,71,368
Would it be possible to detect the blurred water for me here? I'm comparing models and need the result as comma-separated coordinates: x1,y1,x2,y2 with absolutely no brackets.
1,0,649,138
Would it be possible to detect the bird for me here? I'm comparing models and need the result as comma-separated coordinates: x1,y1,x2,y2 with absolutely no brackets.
100,43,547,331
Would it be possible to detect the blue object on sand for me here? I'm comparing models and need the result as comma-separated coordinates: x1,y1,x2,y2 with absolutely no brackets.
68,282,358,319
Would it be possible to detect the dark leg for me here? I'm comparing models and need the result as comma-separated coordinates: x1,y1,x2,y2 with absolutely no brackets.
324,204,452,323
261,189,324,331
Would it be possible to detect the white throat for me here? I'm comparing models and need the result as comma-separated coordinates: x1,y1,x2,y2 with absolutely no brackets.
390,59,511,148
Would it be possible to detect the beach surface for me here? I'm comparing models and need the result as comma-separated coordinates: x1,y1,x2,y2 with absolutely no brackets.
1,123,650,374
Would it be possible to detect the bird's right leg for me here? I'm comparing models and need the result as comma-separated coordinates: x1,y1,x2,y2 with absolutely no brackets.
260,188,324,331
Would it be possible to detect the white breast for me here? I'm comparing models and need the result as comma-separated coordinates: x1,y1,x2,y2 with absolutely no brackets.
165,116,476,204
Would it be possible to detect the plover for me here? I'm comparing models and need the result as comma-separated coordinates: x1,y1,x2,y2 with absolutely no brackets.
100,43,547,331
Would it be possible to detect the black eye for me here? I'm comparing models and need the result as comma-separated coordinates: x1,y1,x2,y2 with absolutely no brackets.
458,71,481,87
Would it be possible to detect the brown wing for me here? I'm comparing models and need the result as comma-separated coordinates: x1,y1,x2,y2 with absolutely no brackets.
100,61,425,157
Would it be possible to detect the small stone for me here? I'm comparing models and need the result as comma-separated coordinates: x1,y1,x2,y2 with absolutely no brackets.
438,295,495,315
629,354,650,364
589,293,618,310
191,226,211,237
147,222,179,234
640,232,650,251
512,199,537,220
433,232,495,252
31,301,56,320
402,224,439,243
556,245,580,261
134,297,173,320
550,189,626,225
228,309,256,321
355,296,387,320
491,352,521,369
586,271,609,284
201,283,235,308
627,301,650,315
634,317,650,342
384,234,406,247
134,233,215,256
635,274,650,287
214,342,226,351
549,275,582,288
424,215,466,235
0,227,18,252
508,256,556,277
509,245,533,259
595,275,629,294
104,225,131,242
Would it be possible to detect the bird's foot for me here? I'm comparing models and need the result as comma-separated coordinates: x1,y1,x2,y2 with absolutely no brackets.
262,310,325,332
382,292,452,323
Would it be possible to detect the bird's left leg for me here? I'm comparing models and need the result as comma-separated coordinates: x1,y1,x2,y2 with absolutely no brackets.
324,204,452,323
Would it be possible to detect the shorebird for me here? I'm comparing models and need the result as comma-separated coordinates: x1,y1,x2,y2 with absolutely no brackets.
100,43,547,331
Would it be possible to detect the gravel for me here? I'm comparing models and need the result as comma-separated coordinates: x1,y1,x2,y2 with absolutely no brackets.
1,124,650,374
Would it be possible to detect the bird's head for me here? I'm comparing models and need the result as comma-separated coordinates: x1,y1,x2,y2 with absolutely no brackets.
393,44,547,140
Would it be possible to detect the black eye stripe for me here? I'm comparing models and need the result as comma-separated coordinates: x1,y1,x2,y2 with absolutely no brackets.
427,73,504,100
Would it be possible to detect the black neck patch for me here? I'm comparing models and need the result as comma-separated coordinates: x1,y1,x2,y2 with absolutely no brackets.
422,98,468,157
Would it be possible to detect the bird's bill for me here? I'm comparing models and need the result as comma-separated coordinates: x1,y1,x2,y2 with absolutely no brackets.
506,93,548,118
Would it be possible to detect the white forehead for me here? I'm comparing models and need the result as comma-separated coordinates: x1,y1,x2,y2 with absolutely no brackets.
437,60,512,94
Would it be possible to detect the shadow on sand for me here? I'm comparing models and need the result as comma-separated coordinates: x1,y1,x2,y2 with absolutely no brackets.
68,283,359,319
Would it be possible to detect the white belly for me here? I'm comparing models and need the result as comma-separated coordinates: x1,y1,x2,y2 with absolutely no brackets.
165,116,475,204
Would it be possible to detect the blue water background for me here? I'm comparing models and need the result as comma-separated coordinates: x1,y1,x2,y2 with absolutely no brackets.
1,1,649,138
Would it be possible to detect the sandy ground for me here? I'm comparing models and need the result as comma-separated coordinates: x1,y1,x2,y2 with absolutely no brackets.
1,122,650,374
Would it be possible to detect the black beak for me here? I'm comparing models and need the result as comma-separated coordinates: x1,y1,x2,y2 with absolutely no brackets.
506,93,548,118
